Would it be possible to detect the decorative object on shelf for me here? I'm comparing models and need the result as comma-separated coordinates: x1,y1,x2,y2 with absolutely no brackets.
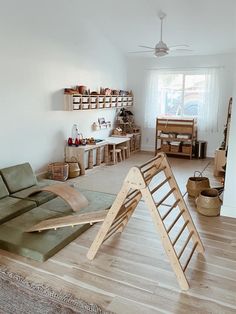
113,127,123,136
78,85,87,95
92,118,111,131
196,188,222,216
71,124,79,143
47,162,69,181
186,171,210,198
67,137,73,146
75,138,80,147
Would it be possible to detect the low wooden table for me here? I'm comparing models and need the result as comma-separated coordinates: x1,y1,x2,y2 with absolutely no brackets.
105,137,130,164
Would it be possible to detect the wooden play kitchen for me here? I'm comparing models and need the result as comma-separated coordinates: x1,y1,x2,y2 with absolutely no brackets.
29,153,204,290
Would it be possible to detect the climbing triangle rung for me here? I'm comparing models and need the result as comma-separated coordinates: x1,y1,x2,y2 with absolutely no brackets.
162,199,180,221
140,154,162,168
166,209,185,233
123,191,141,206
178,231,194,259
150,176,171,195
144,166,166,182
156,188,176,208
172,221,189,246
183,242,198,272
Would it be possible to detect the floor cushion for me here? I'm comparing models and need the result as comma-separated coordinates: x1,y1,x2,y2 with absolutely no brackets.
0,190,115,261
0,196,36,224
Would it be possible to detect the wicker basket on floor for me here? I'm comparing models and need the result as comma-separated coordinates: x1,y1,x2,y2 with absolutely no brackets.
68,162,80,178
47,162,69,181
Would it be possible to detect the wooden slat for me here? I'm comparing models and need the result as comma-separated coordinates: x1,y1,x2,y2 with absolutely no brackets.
27,210,107,232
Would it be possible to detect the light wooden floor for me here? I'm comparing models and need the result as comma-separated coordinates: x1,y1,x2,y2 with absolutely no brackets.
1,152,235,314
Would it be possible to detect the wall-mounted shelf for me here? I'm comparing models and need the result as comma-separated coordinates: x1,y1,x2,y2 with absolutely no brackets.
64,94,133,111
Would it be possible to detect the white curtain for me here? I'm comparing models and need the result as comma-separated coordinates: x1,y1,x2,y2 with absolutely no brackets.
144,70,161,128
144,67,221,132
198,67,221,133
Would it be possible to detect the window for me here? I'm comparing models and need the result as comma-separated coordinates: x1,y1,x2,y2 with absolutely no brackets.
144,68,221,132
158,73,206,117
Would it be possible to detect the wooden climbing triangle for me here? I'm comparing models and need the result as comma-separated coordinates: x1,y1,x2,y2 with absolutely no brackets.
87,152,204,290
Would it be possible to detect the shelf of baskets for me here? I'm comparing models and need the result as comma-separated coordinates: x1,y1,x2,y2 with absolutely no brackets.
155,117,197,159
64,94,133,111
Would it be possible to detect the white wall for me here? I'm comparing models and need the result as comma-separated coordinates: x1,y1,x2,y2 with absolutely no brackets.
127,54,235,156
0,0,127,173
221,55,236,217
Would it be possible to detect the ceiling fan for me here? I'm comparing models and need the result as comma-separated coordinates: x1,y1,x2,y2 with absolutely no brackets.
131,12,192,57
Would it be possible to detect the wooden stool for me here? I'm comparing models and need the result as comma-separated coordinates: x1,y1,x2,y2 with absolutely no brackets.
118,146,128,160
109,149,122,163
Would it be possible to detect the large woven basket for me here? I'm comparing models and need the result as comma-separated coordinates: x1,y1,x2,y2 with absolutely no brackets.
47,162,69,181
196,188,222,216
68,162,80,178
186,171,210,198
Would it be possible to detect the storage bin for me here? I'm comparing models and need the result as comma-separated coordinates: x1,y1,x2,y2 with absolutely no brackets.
182,144,192,154
47,162,69,181
161,143,170,152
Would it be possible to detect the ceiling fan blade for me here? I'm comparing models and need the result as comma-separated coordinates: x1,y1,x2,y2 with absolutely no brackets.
128,50,155,54
174,48,193,52
139,45,155,50
169,44,190,51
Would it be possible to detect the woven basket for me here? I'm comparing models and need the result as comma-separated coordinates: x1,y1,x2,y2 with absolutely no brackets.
68,162,80,178
182,145,192,154
161,144,170,152
47,162,69,181
186,171,210,198
196,188,222,216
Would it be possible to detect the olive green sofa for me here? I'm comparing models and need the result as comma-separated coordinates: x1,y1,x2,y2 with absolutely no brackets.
0,163,114,261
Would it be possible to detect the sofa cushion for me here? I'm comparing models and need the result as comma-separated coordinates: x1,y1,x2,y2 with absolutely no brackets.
0,176,9,199
0,163,37,193
0,196,36,224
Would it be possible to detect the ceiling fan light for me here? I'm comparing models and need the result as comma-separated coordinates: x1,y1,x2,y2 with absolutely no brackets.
154,49,168,57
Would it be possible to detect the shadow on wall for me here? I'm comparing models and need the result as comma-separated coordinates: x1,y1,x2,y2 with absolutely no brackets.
36,130,66,175
50,90,64,111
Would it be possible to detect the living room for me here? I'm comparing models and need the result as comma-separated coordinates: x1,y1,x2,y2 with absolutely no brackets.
0,0,236,313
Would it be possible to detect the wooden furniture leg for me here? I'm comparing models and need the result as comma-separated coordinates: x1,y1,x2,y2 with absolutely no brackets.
88,150,93,169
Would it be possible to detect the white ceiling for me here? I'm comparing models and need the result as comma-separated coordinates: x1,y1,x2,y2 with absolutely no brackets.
82,0,236,57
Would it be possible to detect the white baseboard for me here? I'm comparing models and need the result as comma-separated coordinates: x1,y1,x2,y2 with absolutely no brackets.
220,205,236,218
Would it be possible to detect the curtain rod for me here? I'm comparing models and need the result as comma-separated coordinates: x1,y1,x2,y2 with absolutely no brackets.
145,66,225,71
